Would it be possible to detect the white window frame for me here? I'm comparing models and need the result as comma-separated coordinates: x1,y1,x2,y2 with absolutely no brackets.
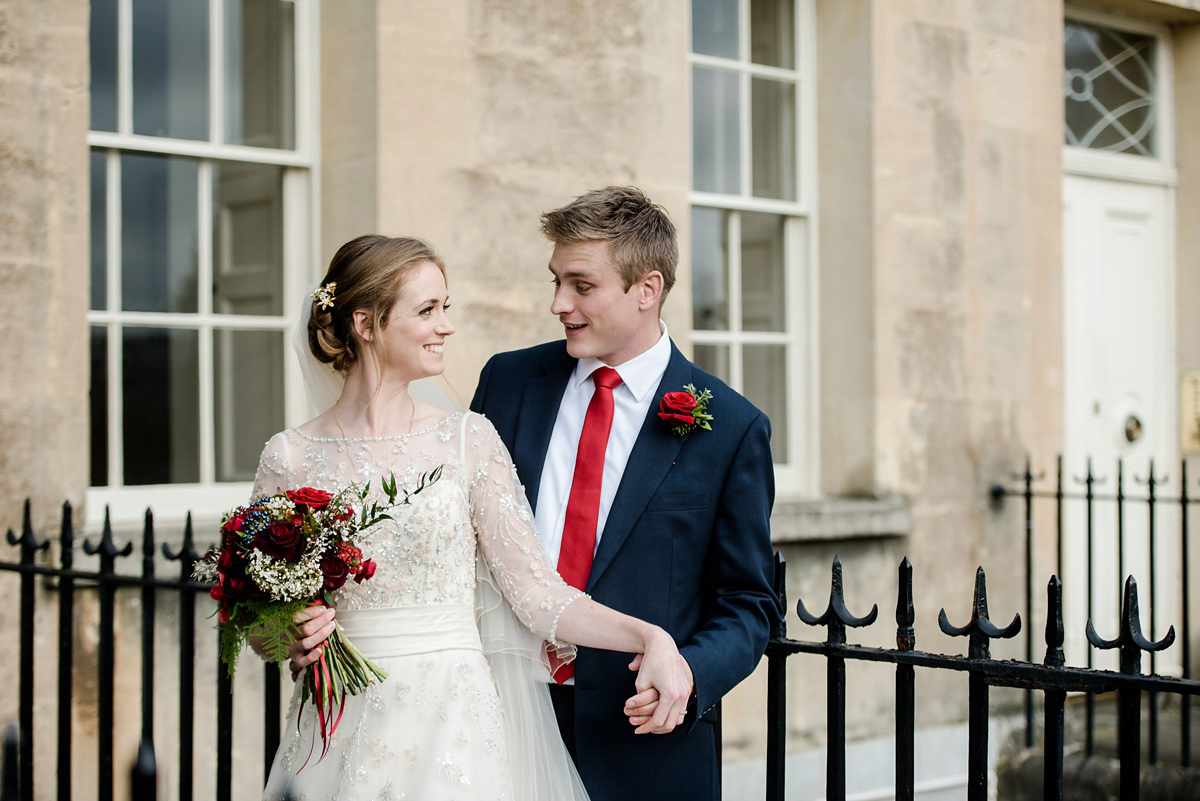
688,0,819,495
1063,5,1176,186
86,0,321,526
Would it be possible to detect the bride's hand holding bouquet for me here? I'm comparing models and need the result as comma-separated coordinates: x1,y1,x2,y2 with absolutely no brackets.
194,468,441,763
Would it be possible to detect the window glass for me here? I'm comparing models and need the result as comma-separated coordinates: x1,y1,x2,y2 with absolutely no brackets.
213,161,285,315
692,0,739,59
91,150,108,311
121,153,199,313
751,78,796,200
133,0,210,140
740,212,786,332
90,327,108,487
214,329,284,481
691,207,729,331
743,344,788,462
90,0,118,132
694,344,730,383
751,0,794,68
1064,21,1156,157
693,66,741,194
122,327,200,485
224,0,296,149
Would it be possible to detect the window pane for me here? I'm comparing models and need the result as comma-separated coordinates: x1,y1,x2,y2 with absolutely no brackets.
692,0,739,59
693,66,741,195
213,161,284,315
133,0,210,140
224,0,296,149
751,77,796,201
90,327,108,487
90,0,118,132
214,329,284,481
91,151,108,310
692,207,729,331
1064,22,1156,157
122,327,200,485
750,0,794,69
121,153,199,313
743,344,788,463
694,343,730,384
741,211,786,332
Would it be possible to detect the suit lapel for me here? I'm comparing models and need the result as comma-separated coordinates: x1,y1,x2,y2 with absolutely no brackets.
587,344,693,591
512,356,573,510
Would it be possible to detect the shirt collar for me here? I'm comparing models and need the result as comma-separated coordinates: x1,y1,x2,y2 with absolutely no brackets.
572,321,671,403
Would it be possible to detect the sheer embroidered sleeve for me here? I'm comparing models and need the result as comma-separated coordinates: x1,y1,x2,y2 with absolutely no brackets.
251,431,292,501
464,414,585,646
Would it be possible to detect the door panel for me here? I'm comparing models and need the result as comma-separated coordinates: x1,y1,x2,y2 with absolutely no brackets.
1062,175,1177,672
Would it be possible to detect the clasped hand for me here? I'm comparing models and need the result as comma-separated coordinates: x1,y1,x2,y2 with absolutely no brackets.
283,604,695,735
622,636,694,735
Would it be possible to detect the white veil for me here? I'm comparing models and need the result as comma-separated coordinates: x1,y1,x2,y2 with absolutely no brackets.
292,287,589,800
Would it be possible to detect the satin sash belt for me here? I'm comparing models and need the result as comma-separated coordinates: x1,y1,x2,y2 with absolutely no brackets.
334,604,482,660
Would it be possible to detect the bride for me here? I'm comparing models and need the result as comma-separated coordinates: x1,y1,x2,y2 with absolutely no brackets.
256,235,691,800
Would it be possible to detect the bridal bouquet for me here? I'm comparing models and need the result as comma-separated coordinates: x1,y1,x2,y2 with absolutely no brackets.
195,468,441,764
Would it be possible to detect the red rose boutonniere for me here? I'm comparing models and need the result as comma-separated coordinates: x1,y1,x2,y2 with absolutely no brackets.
657,383,714,436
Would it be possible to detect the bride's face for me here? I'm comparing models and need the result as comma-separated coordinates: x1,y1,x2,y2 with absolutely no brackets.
376,260,454,380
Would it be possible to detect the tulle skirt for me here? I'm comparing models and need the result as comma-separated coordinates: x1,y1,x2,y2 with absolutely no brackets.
262,602,588,801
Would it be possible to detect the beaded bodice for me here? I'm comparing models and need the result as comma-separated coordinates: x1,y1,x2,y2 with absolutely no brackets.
251,411,582,642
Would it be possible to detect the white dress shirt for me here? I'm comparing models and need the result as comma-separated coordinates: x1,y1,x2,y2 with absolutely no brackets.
534,322,672,569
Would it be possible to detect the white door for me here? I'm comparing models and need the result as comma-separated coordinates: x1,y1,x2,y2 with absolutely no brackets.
1062,174,1178,671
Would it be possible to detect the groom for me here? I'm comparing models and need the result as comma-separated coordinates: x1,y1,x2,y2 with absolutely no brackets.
471,186,781,800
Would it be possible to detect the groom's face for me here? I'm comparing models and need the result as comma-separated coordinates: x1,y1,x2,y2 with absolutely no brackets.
549,240,654,366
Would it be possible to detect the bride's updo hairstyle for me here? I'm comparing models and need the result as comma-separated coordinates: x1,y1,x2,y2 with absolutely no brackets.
308,234,446,373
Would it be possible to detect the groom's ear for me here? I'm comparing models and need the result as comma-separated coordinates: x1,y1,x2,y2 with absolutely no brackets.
636,270,664,311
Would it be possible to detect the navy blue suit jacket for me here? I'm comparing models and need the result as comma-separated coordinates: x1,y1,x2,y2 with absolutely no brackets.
471,339,782,801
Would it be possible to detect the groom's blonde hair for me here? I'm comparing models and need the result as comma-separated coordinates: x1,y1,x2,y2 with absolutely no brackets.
540,186,678,299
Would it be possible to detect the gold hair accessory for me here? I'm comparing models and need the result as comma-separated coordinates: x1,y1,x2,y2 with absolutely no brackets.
312,282,337,310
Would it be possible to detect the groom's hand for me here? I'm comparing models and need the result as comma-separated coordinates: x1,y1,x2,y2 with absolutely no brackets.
624,652,694,734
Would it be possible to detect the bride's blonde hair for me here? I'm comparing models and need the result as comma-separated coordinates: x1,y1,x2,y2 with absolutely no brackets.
308,235,447,373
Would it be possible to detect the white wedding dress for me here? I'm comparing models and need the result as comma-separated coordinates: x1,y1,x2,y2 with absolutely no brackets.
255,411,590,801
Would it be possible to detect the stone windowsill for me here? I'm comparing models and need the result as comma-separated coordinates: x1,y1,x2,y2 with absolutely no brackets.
770,495,911,543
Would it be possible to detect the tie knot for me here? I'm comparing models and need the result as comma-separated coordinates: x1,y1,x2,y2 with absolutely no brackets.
592,367,622,391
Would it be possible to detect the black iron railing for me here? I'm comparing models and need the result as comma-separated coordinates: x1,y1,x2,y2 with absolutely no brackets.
0,500,282,801
765,552,1198,801
991,457,1198,764
2,464,1197,801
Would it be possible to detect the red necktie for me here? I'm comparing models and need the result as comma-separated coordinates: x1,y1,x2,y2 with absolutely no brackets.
550,366,623,683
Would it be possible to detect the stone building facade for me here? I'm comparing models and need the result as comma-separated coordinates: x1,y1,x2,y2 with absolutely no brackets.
3,0,1200,797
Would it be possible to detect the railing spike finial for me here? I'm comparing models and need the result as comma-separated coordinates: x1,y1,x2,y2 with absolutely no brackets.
1,725,17,801
1072,455,1107,488
1045,576,1065,667
163,512,201,566
131,736,157,800
6,498,47,551
770,551,787,640
1086,575,1175,671
939,566,1021,659
796,554,878,646
142,507,156,562
896,557,915,652
83,506,134,560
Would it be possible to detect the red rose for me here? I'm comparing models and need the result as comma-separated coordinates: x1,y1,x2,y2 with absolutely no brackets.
321,553,351,590
657,391,698,425
258,520,306,562
354,559,377,584
286,487,333,510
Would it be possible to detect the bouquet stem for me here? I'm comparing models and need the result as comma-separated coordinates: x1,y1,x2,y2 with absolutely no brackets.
298,628,387,768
